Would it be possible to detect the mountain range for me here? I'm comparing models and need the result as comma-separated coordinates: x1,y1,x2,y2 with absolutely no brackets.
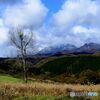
37,43,100,56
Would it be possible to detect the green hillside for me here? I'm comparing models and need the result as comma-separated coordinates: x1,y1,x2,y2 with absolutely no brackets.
40,55,100,74
0,55,100,84
38,55,100,84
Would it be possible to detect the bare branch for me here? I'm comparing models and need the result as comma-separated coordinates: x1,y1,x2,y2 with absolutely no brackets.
9,27,35,83
25,32,33,48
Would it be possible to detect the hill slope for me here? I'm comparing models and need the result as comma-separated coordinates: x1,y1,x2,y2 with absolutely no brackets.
0,55,100,84
39,56,100,74
37,55,100,84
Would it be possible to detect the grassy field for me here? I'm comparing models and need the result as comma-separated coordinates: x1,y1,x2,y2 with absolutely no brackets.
0,74,22,83
0,75,100,100
0,55,100,99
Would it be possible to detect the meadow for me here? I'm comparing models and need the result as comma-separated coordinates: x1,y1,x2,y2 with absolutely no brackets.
0,55,100,99
0,75,100,100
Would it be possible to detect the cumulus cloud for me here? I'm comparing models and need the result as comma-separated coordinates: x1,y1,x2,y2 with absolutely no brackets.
0,19,11,57
0,0,100,56
37,0,100,47
0,0,48,56
2,0,48,28
0,19,9,45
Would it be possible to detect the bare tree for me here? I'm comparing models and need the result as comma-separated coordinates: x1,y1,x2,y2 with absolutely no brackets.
9,27,35,83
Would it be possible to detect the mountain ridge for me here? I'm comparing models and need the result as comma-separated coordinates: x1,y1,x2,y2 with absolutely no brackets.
37,43,100,56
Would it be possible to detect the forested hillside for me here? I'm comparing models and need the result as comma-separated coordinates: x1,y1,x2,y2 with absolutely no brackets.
0,55,100,84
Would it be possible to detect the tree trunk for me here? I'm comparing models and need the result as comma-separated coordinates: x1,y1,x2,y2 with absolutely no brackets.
22,57,27,83
21,46,27,83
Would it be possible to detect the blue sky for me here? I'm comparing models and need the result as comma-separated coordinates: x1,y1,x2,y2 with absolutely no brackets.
42,0,66,24
42,0,65,12
0,0,100,57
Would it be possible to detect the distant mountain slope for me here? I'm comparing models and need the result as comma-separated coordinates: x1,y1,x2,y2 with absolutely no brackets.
38,44,77,56
37,43,100,56
77,43,100,52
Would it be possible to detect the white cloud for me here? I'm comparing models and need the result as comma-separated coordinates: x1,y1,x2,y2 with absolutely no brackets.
0,0,48,56
2,0,48,28
38,0,100,47
0,19,9,45
52,0,99,30
0,0,100,56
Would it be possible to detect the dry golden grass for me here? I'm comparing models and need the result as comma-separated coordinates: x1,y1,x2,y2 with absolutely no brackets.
0,82,100,97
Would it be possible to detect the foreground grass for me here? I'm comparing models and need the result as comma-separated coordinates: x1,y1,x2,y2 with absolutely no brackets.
0,75,99,100
0,82,100,100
